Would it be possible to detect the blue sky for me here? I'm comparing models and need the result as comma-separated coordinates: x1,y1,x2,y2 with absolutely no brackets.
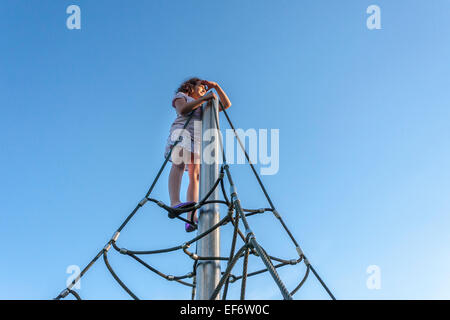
1,0,450,300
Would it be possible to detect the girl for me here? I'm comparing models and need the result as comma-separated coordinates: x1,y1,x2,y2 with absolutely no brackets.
164,78,232,232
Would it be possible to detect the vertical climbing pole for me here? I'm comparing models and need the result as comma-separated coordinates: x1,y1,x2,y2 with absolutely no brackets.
196,97,221,300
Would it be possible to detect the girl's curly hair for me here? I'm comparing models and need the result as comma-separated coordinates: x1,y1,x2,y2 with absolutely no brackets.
175,77,203,95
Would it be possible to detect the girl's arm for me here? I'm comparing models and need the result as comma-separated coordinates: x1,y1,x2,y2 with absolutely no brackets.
202,81,232,112
174,95,212,116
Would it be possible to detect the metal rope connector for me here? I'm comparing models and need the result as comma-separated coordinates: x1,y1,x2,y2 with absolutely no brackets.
119,248,128,255
167,275,175,281
103,242,111,252
245,231,255,244
59,289,69,299
296,246,310,265
111,231,120,242
228,274,237,283
303,257,310,266
272,210,281,219
182,242,190,249
139,198,148,207
296,246,304,258
157,201,165,207
182,243,198,260
191,254,199,261
230,185,238,201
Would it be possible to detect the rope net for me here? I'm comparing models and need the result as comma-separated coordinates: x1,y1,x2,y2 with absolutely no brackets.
55,101,335,300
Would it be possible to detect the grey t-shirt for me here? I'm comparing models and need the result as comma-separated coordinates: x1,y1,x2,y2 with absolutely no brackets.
165,92,202,153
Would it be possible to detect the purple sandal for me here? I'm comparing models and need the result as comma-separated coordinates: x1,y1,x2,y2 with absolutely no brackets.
185,215,198,233
168,201,196,219
185,222,197,233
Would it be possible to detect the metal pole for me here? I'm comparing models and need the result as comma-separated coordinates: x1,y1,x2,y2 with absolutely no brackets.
196,97,221,300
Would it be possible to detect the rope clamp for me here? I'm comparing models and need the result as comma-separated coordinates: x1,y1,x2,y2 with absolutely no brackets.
245,232,255,244
59,289,69,299
228,274,237,283
104,242,111,252
119,248,128,255
296,246,304,258
112,231,120,242
230,185,238,198
273,210,281,219
139,198,148,207
303,257,310,266
157,201,165,207
182,242,190,249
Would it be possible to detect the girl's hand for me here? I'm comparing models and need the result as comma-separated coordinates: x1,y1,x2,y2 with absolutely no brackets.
201,80,218,91
201,91,217,101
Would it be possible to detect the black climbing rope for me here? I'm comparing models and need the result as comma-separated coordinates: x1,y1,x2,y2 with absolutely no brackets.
54,100,335,301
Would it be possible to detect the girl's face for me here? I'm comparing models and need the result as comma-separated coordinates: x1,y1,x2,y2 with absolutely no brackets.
191,81,207,99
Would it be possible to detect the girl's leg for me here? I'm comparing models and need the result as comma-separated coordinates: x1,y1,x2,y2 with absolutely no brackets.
168,146,186,207
186,152,200,222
